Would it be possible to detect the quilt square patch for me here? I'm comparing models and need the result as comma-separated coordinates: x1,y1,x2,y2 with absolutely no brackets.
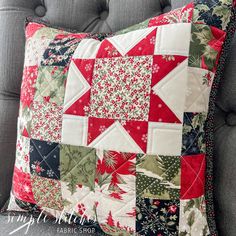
136,198,180,236
20,66,38,108
60,144,97,193
136,154,180,200
185,67,215,112
34,66,68,106
182,113,207,155
189,24,226,72
180,154,206,199
29,139,60,180
95,149,136,235
24,27,59,67
89,56,153,121
179,196,209,236
13,167,36,204
30,101,63,142
41,34,87,67
15,135,30,173
31,175,63,210
96,150,136,200
61,181,96,220
193,0,233,30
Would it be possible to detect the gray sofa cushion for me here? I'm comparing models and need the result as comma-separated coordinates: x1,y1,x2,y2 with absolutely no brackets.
0,0,235,236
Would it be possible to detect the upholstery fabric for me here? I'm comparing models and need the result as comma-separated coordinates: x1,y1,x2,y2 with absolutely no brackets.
0,0,235,236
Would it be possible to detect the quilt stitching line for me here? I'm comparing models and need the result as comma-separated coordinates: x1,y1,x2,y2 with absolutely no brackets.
137,156,180,198
185,73,211,112
181,156,205,199
60,147,96,182
63,61,91,112
30,140,60,179
182,113,205,155
136,199,178,236
97,152,136,187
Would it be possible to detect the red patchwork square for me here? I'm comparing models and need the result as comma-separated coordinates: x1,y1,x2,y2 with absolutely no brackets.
180,154,206,199
20,66,38,108
13,167,36,204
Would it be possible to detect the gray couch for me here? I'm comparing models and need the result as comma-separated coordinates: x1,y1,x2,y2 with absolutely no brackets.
0,0,235,235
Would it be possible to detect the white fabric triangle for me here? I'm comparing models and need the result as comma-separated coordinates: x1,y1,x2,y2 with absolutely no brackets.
88,121,143,153
152,59,188,122
107,27,156,56
63,61,91,112
73,38,100,59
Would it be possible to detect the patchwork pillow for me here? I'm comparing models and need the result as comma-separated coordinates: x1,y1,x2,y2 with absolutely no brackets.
5,1,236,236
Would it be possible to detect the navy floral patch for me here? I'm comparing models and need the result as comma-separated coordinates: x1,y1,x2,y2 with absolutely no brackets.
182,113,207,155
29,139,60,180
136,198,179,236
41,35,83,67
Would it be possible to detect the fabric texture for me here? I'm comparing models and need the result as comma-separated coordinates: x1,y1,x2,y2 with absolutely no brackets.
1,1,236,236
0,0,166,210
4,1,236,236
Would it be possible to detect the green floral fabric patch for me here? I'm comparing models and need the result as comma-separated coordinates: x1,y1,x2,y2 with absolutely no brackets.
34,66,68,106
60,145,97,194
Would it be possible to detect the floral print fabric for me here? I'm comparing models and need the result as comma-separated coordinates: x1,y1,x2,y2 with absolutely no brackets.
90,56,153,121
8,1,236,236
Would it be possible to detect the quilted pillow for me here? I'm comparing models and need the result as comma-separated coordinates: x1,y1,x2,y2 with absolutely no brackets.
5,1,236,235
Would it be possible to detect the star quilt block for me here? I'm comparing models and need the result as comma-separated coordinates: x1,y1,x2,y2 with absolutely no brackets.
62,26,189,156
6,1,236,236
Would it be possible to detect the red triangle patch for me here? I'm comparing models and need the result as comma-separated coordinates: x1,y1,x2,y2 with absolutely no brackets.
22,127,29,138
64,91,91,116
87,117,115,145
151,55,187,87
149,92,181,123
127,28,157,56
96,40,122,58
122,120,148,153
73,59,95,84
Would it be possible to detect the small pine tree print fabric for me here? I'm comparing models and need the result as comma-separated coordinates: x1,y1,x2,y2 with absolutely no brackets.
7,1,236,236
